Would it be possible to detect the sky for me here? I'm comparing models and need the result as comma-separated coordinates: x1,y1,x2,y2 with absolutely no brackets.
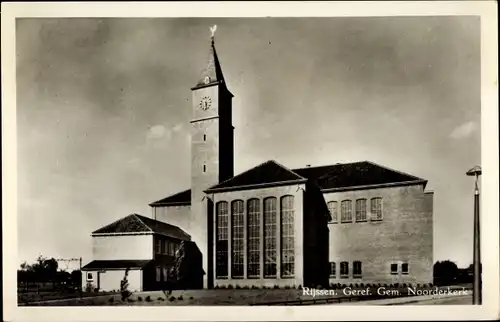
16,17,480,269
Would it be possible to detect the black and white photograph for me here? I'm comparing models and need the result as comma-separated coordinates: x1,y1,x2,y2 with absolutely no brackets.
2,2,499,321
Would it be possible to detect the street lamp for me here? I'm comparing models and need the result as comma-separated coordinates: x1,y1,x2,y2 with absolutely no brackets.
466,165,482,305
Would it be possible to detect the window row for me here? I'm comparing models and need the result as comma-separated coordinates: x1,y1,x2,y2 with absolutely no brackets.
216,196,295,279
327,197,383,223
391,263,409,275
155,238,180,257
329,261,363,279
329,261,410,278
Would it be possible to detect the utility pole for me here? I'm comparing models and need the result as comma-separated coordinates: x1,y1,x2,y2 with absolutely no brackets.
56,257,83,298
79,257,82,298
467,165,482,305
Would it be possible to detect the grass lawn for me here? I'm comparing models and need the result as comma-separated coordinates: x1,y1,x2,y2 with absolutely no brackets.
22,284,472,306
18,290,117,304
27,289,311,306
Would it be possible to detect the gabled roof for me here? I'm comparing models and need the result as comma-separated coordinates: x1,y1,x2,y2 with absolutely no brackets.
81,259,151,271
293,161,425,191
205,160,425,193
205,160,307,192
151,161,425,201
92,214,191,241
149,189,191,206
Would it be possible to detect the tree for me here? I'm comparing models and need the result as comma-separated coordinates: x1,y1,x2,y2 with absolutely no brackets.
120,268,132,301
70,270,82,286
18,256,59,285
166,241,204,290
433,260,459,286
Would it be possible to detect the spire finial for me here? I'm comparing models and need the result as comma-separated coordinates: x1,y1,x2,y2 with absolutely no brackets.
210,24,217,40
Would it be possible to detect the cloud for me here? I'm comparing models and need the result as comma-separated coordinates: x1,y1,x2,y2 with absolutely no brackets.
450,121,477,139
147,123,184,141
172,123,183,133
147,125,169,140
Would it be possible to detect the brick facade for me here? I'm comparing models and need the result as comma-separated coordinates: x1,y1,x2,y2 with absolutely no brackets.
325,184,433,285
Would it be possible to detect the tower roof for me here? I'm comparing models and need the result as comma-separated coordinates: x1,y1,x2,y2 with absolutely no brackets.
192,26,226,89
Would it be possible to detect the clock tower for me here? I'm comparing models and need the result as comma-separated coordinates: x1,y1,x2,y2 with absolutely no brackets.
190,28,234,288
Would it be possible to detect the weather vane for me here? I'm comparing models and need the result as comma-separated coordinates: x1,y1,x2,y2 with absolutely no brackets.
210,24,217,39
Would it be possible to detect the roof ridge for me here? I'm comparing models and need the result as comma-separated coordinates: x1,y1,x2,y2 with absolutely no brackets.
269,160,307,180
292,161,364,171
134,214,192,239
315,162,365,181
131,213,153,233
363,160,424,181
207,159,273,190
150,188,191,205
92,214,135,234
206,159,306,191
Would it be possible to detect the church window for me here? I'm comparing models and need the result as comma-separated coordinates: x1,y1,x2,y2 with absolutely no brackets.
329,262,336,278
156,266,161,282
231,200,244,278
371,198,383,220
163,240,172,255
340,261,349,278
341,200,353,223
353,261,362,278
203,164,206,172
280,195,295,278
216,201,229,278
203,134,206,141
355,199,367,222
327,201,338,223
247,198,261,278
402,263,409,275
264,197,277,278
390,263,398,275
155,238,162,255
163,266,169,281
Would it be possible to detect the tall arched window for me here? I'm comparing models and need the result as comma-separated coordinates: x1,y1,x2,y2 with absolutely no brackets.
341,200,353,223
281,195,295,278
340,261,349,278
215,201,229,278
231,200,244,278
327,201,338,223
263,197,277,278
370,197,383,220
353,261,362,278
355,199,367,222
247,198,260,278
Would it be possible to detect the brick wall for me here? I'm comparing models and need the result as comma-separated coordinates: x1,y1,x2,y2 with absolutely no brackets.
191,84,234,289
325,184,433,285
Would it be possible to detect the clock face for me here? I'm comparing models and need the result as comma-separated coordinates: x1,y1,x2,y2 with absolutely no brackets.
199,96,212,111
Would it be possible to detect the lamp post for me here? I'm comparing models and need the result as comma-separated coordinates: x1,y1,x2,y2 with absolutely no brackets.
466,165,482,305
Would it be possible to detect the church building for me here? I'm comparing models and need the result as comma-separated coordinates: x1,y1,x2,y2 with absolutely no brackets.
148,30,434,289
86,28,434,291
